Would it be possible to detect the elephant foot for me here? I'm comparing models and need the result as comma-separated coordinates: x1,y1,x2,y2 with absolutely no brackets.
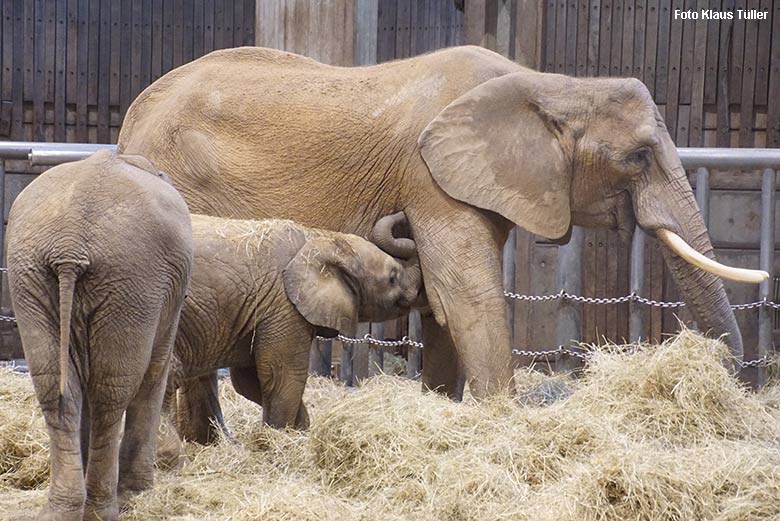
294,403,310,430
117,476,154,509
83,500,119,521
36,504,83,521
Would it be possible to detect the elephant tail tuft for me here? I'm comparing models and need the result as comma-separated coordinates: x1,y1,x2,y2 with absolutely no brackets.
53,259,89,401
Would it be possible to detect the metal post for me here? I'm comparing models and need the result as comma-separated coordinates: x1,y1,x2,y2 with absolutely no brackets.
407,310,422,379
340,340,354,387
756,168,776,387
0,159,5,270
368,322,384,376
555,226,584,372
695,167,710,225
308,338,332,377
502,227,517,339
629,226,646,343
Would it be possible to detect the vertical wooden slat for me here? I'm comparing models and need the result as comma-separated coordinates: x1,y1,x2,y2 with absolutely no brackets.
33,0,45,140
140,0,152,88
87,0,98,111
173,0,183,64
203,0,214,54
109,0,120,109
587,0,600,76
233,0,243,48
703,0,720,104
151,0,163,80
43,0,56,140
767,0,780,147
182,0,193,64
633,0,646,79
729,0,746,105
621,0,635,78
643,0,659,93
678,0,695,105
465,0,486,46
11,0,23,139
654,0,671,102
97,0,110,143
395,0,411,59
76,0,89,141
544,0,556,71
1,1,14,137
664,0,683,139
608,0,622,76
129,0,142,103
738,0,759,147
753,0,771,106
410,0,423,55
54,0,67,141
213,0,223,51
222,0,233,51
243,0,255,45
66,0,78,139
716,0,734,147
597,0,612,76
575,0,589,76
554,0,567,74
689,0,708,147
565,0,577,75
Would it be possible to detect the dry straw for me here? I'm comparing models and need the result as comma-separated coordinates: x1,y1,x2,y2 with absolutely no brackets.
2,329,779,521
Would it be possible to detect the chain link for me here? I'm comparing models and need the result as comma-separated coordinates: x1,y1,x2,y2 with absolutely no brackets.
504,290,778,310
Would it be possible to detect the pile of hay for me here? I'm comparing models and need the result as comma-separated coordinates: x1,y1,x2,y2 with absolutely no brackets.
2,330,779,521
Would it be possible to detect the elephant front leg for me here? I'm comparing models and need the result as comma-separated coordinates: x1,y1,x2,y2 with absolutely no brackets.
420,309,465,400
409,208,515,399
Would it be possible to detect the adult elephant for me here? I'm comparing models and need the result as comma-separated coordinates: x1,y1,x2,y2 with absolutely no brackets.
118,45,766,399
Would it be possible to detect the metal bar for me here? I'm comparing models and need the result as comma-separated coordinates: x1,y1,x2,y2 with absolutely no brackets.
0,141,116,161
756,168,776,387
629,226,646,343
407,310,422,379
678,147,780,169
555,225,584,372
694,167,710,225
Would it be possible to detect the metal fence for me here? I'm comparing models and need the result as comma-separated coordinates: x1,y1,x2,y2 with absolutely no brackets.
0,142,778,384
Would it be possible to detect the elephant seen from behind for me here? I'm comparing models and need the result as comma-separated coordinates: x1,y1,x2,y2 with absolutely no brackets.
6,150,193,521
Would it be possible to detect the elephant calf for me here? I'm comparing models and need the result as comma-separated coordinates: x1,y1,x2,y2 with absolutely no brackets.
166,212,421,441
7,150,193,521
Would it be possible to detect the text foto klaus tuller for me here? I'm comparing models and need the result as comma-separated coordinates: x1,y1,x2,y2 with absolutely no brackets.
674,9,768,19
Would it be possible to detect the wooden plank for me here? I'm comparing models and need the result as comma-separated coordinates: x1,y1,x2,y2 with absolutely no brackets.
76,0,90,143
643,0,659,93
465,0,486,46
544,0,556,71
633,0,646,78
678,0,695,104
689,0,708,146
140,0,152,88
222,0,233,51
565,0,578,75
182,0,193,64
54,0,67,141
33,0,45,141
753,0,771,106
654,0,671,102
716,0,734,147
44,0,56,108
609,0,623,76
729,0,746,104
587,0,601,76
109,0,120,107
582,232,597,343
703,0,720,104
395,0,411,59
97,0,110,143
233,0,243,48
213,0,223,50
575,0,589,76
151,0,162,80
554,0,567,74
738,0,759,147
119,0,132,121
87,0,98,107
1,0,13,136
244,0,255,45
597,0,612,76
621,0,635,77
129,0,142,100
664,0,683,139
162,0,173,71
767,0,780,147
173,0,183,64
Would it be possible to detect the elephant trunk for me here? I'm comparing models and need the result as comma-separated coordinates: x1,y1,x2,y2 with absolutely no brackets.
370,211,417,260
634,167,745,364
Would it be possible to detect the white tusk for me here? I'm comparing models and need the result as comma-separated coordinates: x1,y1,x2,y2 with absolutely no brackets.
656,229,769,284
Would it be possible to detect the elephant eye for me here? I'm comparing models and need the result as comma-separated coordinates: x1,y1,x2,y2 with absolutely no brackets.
625,147,651,168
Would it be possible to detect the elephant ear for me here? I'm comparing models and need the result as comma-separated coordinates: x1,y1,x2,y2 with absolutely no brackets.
418,71,572,239
283,237,360,337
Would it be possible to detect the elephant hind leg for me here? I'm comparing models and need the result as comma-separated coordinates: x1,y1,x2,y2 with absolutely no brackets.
175,372,228,444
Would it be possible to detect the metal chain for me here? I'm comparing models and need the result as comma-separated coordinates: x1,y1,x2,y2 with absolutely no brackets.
504,290,778,310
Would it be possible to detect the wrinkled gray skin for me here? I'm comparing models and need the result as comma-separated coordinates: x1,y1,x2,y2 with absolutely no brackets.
118,45,742,401
165,213,421,443
7,150,193,521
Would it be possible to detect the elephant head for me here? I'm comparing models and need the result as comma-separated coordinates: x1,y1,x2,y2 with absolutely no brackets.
419,72,767,361
283,213,422,336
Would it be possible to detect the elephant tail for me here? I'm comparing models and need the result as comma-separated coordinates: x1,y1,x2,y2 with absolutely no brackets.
53,259,89,399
